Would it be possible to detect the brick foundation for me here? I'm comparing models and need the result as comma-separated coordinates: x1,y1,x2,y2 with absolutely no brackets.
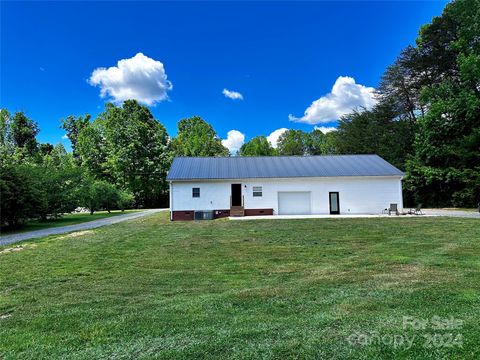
171,210,194,221
171,209,274,221
214,210,230,218
244,208,274,216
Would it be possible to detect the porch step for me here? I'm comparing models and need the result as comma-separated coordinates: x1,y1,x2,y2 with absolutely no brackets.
230,207,245,217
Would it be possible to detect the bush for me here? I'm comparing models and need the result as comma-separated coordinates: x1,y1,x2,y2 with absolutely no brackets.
117,190,134,211
34,165,83,220
0,165,43,227
78,179,132,214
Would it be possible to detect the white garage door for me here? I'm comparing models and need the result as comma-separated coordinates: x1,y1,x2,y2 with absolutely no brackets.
278,192,311,215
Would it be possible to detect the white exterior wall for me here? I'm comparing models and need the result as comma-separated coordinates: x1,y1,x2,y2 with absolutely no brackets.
171,176,403,215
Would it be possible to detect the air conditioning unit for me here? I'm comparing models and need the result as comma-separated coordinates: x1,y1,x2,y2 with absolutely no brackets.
194,210,215,220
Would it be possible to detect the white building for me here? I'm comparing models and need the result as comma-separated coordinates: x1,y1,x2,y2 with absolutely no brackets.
167,155,404,220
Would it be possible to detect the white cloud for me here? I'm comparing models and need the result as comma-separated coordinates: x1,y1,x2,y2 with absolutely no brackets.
89,53,172,106
222,88,243,100
222,130,245,153
267,128,288,148
314,126,337,134
61,134,69,140
289,76,377,124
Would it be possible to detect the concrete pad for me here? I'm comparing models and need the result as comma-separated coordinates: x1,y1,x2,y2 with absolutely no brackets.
229,214,436,221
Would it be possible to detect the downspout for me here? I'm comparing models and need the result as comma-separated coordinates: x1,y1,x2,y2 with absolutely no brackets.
169,181,173,221
399,176,404,211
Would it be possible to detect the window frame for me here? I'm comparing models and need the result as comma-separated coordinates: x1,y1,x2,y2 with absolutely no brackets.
252,186,263,197
192,187,200,198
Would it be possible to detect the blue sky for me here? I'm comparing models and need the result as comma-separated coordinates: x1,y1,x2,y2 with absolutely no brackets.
1,1,448,152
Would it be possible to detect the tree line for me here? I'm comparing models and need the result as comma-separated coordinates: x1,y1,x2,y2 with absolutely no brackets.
1,0,478,228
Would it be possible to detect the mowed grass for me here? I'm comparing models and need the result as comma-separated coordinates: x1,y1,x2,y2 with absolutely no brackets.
0,213,479,359
0,210,140,235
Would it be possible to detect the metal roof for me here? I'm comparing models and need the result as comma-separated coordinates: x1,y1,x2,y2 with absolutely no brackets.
167,155,404,181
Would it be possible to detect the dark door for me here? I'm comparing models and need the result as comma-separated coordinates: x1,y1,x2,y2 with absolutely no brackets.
329,192,340,214
231,184,242,206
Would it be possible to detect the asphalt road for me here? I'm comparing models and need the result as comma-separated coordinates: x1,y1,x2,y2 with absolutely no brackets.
0,209,167,247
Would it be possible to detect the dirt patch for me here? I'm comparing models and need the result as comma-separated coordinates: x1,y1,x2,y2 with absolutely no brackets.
0,244,37,255
374,264,455,289
56,230,94,240
372,264,424,288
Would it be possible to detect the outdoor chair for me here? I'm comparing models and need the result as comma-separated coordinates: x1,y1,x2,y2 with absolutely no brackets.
388,203,399,216
413,204,423,215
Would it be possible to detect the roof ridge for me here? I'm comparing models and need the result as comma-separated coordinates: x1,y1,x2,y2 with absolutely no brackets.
173,154,380,160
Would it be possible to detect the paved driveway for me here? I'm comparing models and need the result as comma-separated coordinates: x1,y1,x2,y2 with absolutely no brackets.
0,209,167,247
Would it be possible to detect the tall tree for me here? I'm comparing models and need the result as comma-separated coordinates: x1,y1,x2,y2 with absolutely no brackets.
378,46,426,122
276,129,309,156
61,114,90,159
306,129,338,155
0,109,14,165
77,100,172,207
10,111,39,156
405,0,480,207
76,122,108,179
239,136,276,156
0,109,10,148
335,102,415,170
171,116,229,157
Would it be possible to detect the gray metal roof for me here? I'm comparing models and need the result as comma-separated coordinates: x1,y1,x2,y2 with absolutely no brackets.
167,155,404,181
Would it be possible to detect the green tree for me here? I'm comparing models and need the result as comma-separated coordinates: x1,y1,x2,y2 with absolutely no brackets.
10,111,39,156
378,46,426,122
277,130,309,156
117,190,135,211
0,109,14,166
0,165,43,227
0,109,10,149
78,178,103,215
77,101,171,207
77,123,108,179
239,136,276,156
322,132,338,155
34,147,82,220
78,179,126,214
38,143,54,156
61,114,90,159
171,116,229,157
335,102,415,170
405,0,480,207
305,129,339,155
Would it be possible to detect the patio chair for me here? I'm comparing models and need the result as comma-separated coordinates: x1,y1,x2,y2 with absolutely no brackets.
413,204,423,215
388,203,399,216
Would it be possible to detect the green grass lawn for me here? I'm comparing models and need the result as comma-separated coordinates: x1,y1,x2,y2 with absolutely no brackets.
0,213,479,359
0,210,140,236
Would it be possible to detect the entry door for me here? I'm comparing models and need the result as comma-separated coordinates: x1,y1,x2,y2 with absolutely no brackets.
329,192,340,214
231,184,242,206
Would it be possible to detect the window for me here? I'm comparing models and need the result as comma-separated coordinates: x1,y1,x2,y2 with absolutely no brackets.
253,186,262,197
192,187,200,198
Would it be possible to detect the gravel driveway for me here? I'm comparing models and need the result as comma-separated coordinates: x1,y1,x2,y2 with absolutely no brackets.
0,209,167,247
422,209,480,218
